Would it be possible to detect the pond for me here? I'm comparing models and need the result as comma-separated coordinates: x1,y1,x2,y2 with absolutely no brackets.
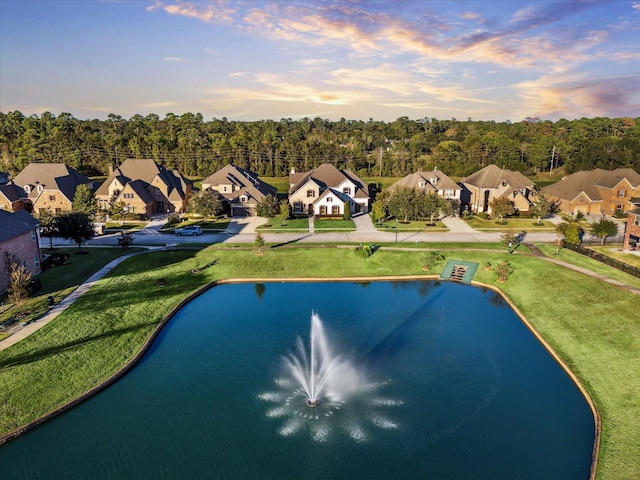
1,281,595,479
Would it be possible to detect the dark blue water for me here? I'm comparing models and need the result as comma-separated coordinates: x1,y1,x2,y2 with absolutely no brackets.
1,281,594,479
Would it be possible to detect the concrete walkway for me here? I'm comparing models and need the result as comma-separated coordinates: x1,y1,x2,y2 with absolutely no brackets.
441,216,477,234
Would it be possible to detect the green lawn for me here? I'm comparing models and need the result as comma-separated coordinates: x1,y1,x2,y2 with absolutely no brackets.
0,247,145,328
375,219,447,231
0,246,638,479
465,217,556,230
314,218,356,231
256,217,309,232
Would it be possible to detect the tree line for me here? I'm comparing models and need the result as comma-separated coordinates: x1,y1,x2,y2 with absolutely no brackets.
1,111,638,179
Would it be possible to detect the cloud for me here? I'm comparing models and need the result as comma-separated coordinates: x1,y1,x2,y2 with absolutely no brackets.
139,101,179,108
516,74,640,118
162,57,182,62
146,1,236,24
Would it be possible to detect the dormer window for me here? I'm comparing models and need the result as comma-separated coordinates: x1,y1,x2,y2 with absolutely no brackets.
24,185,31,193
343,187,351,195
37,185,44,193
418,181,426,188
430,177,438,184
501,181,508,187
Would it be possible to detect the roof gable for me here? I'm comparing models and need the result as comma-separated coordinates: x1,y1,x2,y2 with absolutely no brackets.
12,163,91,202
0,210,39,243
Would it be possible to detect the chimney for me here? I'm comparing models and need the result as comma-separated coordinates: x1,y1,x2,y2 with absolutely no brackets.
108,164,114,175
290,167,296,174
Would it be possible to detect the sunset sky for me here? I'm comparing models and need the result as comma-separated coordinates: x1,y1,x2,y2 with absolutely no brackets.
1,0,638,122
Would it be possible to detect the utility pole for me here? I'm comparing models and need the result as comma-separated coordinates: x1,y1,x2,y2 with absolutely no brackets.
549,146,555,176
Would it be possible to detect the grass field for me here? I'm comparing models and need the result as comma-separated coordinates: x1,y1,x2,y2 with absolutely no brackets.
0,245,638,479
465,217,556,230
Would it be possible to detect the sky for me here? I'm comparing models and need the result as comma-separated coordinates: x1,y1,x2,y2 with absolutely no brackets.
0,0,639,122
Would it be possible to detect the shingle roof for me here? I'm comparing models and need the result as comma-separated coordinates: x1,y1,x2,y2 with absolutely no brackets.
0,182,25,203
96,159,192,202
388,170,460,193
541,168,640,202
290,163,369,198
462,165,533,189
12,163,91,202
202,164,277,204
0,210,39,244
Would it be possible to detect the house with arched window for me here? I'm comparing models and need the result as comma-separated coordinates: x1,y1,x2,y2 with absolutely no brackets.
460,165,534,215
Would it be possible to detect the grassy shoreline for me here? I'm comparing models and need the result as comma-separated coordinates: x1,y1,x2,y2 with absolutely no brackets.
0,245,638,479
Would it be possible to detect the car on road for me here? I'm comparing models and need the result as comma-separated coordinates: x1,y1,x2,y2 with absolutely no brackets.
174,225,202,236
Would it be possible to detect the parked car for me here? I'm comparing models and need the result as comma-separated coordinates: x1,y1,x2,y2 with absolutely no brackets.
174,225,202,236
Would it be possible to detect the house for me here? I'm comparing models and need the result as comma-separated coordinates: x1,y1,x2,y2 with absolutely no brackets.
288,163,370,217
11,163,94,215
95,159,193,216
201,164,277,217
0,210,41,294
623,208,640,251
541,168,640,216
388,169,461,203
460,165,535,214
0,182,30,212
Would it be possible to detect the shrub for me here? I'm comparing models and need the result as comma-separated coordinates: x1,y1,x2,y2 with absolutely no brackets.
423,251,445,269
354,244,373,258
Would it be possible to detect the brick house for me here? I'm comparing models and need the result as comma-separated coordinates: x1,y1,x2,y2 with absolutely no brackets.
288,163,370,217
95,159,193,216
0,210,41,294
623,208,640,251
541,168,640,216
201,164,277,217
12,163,94,215
0,182,30,212
460,165,535,214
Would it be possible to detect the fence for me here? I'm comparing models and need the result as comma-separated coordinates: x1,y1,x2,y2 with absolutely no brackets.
563,242,640,279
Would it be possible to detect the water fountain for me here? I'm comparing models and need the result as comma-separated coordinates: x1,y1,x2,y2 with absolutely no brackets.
259,312,402,442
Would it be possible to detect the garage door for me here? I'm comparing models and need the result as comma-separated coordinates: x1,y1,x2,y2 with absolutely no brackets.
232,206,254,217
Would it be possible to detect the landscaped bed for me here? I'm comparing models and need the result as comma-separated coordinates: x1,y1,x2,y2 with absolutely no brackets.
0,246,638,479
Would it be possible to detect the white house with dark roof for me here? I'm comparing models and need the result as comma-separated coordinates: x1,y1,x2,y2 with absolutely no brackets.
288,163,370,216
201,164,277,217
12,163,94,215
0,210,41,294
460,165,535,214
95,159,193,216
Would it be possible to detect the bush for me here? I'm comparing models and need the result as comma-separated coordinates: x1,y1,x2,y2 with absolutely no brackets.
477,212,488,220
42,252,71,270
423,251,445,269
354,244,373,258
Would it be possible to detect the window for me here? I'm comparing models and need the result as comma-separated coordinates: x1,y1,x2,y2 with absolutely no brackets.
343,187,351,195
223,186,228,192
307,189,315,198
24,185,31,193
445,189,454,198
635,216,640,226
320,205,327,215
240,195,247,203
418,181,426,188
37,185,44,193
618,189,625,198
327,197,333,203
31,230,36,241
293,202,303,213
34,254,40,269
48,194,56,201
332,205,340,215
55,208,62,214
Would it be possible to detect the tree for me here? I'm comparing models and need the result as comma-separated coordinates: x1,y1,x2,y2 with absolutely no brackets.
589,219,619,245
56,212,94,253
37,210,58,250
529,193,551,225
188,190,222,219
109,200,128,221
343,202,351,220
256,194,280,226
388,187,416,222
371,199,386,224
421,192,453,225
500,228,518,253
489,197,515,224
254,232,265,254
4,255,32,307
556,220,582,245
117,231,134,250
278,200,290,226
72,184,98,218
